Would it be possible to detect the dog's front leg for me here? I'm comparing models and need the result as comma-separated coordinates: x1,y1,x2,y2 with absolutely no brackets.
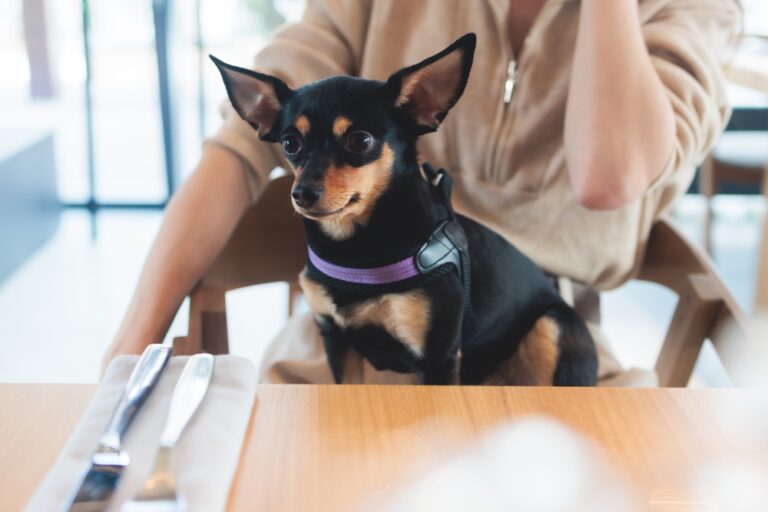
420,286,464,385
420,356,459,385
316,315,348,384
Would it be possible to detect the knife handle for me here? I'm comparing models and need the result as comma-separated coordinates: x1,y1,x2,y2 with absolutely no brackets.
99,344,172,450
159,353,215,447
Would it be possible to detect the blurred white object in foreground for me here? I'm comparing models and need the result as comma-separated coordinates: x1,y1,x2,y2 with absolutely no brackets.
367,417,640,512
690,458,768,512
716,313,768,388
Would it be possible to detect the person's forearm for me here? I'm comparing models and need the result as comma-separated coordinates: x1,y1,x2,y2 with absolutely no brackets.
564,0,675,210
105,145,251,358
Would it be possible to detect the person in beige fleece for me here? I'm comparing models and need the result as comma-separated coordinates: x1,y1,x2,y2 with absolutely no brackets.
102,0,741,385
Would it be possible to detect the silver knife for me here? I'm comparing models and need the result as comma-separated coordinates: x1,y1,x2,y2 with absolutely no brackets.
63,344,173,512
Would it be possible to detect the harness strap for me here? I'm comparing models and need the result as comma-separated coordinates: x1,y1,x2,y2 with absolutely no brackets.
421,163,472,320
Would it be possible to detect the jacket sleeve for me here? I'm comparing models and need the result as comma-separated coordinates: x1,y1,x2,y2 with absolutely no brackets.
205,0,373,203
642,0,742,192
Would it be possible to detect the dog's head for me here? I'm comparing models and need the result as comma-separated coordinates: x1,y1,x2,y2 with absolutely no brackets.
212,33,475,239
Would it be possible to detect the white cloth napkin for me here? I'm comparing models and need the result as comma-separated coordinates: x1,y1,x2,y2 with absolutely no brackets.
26,354,258,512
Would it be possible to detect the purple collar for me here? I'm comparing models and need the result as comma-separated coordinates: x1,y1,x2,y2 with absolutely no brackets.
308,247,419,285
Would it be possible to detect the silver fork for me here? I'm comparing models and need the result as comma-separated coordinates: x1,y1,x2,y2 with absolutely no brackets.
121,353,215,512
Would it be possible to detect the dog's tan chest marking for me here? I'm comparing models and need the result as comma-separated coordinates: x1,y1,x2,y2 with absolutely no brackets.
483,315,561,386
299,271,431,356
299,272,336,318
346,291,431,355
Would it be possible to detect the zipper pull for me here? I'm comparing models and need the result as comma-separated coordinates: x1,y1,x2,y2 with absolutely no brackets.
503,60,517,104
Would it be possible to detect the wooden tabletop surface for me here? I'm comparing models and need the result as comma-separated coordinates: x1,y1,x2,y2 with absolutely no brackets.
1,384,763,512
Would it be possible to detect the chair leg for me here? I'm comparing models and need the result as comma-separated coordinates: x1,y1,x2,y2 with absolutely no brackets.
699,156,716,255
755,165,768,314
172,335,193,355
174,285,229,355
655,273,723,387
288,279,302,317
201,310,229,354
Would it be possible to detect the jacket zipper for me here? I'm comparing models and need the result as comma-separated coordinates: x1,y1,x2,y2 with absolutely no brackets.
489,0,562,182
503,59,518,104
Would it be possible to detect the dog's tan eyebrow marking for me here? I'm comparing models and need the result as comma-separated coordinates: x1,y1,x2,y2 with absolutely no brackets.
294,115,310,136
333,116,352,138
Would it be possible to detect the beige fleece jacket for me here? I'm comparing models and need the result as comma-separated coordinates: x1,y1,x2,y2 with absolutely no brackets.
208,0,740,290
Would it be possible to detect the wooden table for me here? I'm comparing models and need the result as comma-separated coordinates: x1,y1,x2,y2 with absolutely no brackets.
1,384,764,512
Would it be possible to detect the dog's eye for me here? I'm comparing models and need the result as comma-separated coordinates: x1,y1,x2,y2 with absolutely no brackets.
281,134,302,155
346,131,374,154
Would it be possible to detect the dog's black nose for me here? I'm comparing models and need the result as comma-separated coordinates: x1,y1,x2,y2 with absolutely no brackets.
292,185,321,208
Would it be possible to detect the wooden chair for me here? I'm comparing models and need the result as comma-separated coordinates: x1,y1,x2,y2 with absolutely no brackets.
171,175,306,356
173,175,751,387
636,219,750,386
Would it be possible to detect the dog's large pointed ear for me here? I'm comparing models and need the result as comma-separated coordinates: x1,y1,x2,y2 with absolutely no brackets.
386,33,476,134
210,55,293,141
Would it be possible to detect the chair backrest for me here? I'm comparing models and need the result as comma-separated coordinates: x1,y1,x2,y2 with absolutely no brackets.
201,174,306,291
637,217,751,386
172,175,305,356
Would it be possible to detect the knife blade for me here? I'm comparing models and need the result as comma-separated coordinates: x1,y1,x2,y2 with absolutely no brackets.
63,344,172,512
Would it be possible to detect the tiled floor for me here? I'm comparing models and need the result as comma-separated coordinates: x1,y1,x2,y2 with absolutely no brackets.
0,195,764,384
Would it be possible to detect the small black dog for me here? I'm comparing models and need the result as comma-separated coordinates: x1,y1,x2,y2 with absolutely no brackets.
213,33,597,385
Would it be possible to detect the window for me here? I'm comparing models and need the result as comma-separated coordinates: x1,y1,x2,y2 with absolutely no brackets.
0,0,305,207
